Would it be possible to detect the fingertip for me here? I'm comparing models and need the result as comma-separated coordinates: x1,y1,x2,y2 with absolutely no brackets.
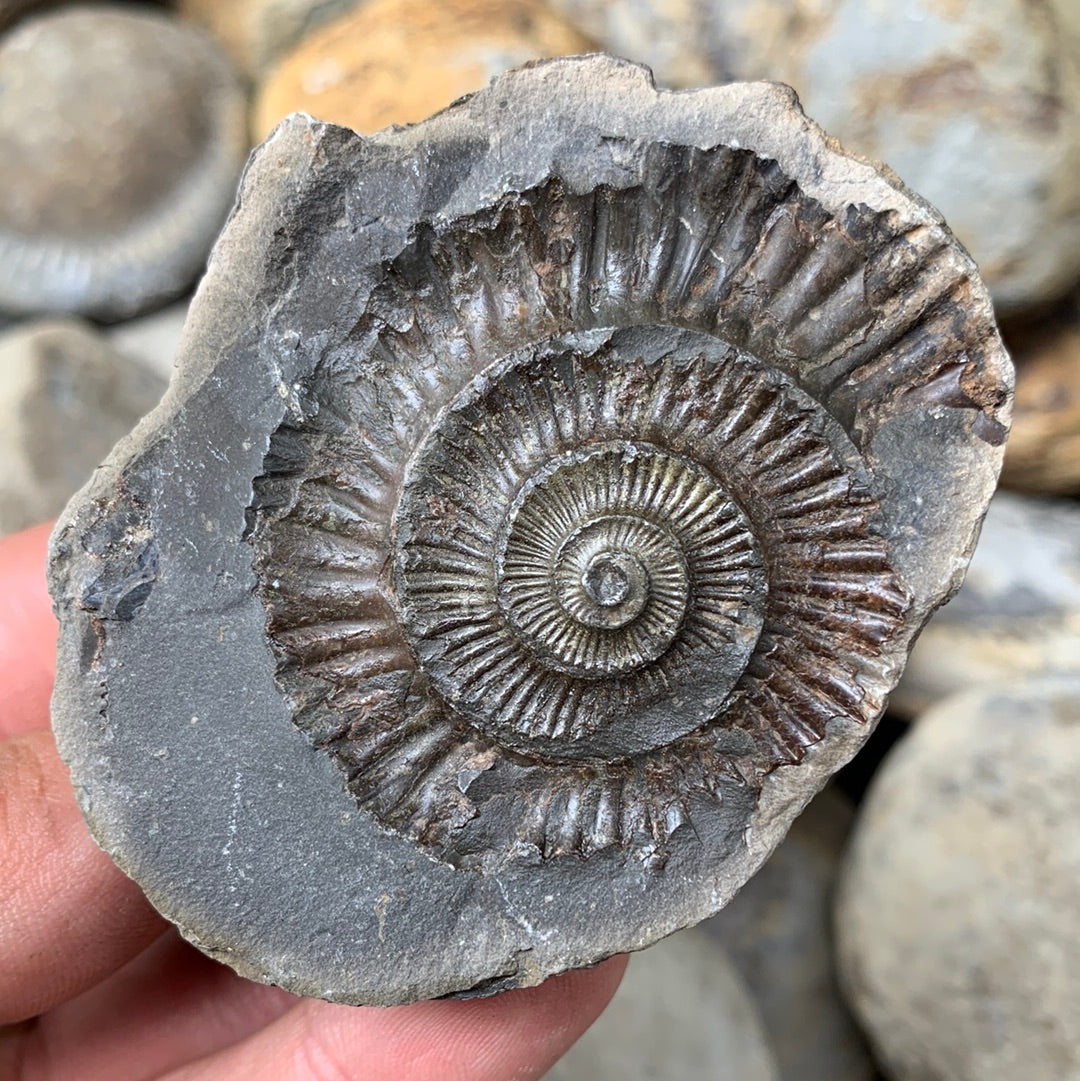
0,522,58,738
0,729,165,1023
316,954,630,1081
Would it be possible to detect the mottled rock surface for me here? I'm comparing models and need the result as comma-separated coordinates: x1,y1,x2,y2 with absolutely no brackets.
1001,292,1080,495
253,0,592,137
892,491,1080,718
0,321,166,536
551,0,1080,316
545,929,779,1081
837,678,1080,1081
0,5,249,320
48,57,1008,1004
705,787,874,1081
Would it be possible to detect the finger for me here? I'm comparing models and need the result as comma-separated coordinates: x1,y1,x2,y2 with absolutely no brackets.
0,728,165,1024
0,522,58,739
4,931,297,1081
159,955,628,1081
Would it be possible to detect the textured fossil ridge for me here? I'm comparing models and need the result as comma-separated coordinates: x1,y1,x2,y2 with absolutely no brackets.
252,323,908,872
48,57,1011,1004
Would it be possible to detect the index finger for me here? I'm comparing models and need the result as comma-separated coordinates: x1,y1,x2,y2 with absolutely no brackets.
0,522,58,739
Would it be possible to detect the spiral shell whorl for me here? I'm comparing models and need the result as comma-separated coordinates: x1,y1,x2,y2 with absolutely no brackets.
245,140,958,870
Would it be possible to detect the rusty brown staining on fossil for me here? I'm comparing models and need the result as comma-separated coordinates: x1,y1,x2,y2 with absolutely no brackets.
247,140,1000,873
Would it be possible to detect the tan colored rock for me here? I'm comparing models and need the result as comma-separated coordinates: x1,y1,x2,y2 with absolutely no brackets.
545,928,779,1081
253,0,592,138
837,677,1080,1081
1001,292,1080,495
178,0,367,77
891,491,1080,718
0,321,165,536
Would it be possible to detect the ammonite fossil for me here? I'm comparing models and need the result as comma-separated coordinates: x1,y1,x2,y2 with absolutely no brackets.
49,57,1011,1004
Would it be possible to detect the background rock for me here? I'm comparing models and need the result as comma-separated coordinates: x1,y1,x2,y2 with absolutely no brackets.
178,0,369,77
545,927,780,1081
105,298,191,383
891,491,1080,718
0,0,54,31
549,0,1080,317
1000,290,1080,495
837,678,1080,1081
705,787,874,1081
0,320,165,536
253,0,592,137
0,5,249,321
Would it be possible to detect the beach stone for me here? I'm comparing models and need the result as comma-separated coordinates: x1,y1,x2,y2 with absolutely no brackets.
177,0,369,77
550,0,1080,316
891,491,1080,718
1000,292,1080,496
0,5,249,321
545,928,779,1081
0,320,166,536
705,787,874,1081
252,0,592,137
105,299,192,384
836,677,1080,1081
0,0,53,31
47,57,1009,1005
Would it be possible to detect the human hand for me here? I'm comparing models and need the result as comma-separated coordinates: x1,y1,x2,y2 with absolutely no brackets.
0,523,626,1080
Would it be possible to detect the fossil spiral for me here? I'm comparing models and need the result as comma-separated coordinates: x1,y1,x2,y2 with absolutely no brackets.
251,140,982,872
48,58,1012,1003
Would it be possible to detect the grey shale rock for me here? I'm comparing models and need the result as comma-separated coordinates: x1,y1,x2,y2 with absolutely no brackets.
545,928,780,1081
0,320,166,536
837,677,1080,1081
891,491,1080,718
48,57,1011,1004
0,5,249,321
550,0,1080,316
705,787,874,1081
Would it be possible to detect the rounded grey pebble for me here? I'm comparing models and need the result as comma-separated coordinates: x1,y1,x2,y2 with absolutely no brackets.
0,320,166,536
544,928,779,1081
705,787,874,1081
550,0,1080,316
105,298,192,383
0,5,249,321
0,0,54,31
836,677,1080,1081
891,491,1080,718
